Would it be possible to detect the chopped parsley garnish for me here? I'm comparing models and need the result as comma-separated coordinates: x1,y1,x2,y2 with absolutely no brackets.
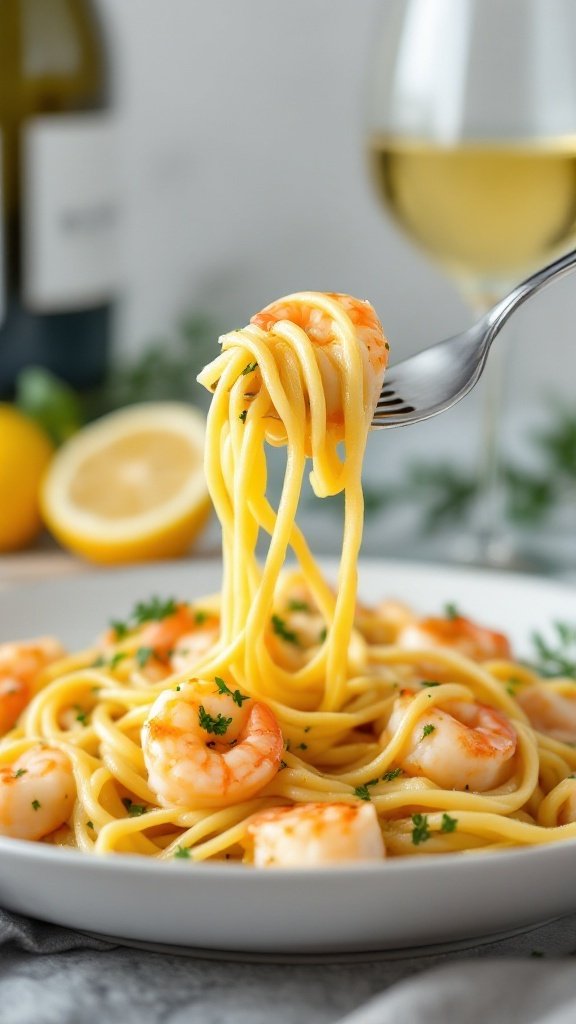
279,760,288,771
298,743,308,751
421,680,440,688
195,609,208,625
31,800,41,811
271,614,299,645
444,602,460,620
122,798,148,817
354,778,380,801
440,812,458,833
135,647,154,669
91,655,106,668
198,705,233,736
287,599,310,612
109,651,128,670
384,341,390,351
175,685,181,691
381,767,403,783
530,622,576,679
75,708,89,726
110,619,129,641
421,723,436,739
13,768,27,779
214,677,249,707
174,845,191,859
241,361,258,376
411,813,431,845
239,409,247,423
87,821,94,830
109,596,179,640
133,596,178,624
318,627,327,643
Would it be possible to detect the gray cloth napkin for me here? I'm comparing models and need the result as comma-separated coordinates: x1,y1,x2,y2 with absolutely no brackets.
1,909,576,1024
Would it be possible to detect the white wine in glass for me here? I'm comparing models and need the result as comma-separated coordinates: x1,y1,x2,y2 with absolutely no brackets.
367,0,576,564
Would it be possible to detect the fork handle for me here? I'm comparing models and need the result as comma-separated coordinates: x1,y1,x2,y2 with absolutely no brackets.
485,246,576,339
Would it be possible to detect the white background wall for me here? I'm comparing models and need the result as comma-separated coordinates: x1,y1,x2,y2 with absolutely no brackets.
98,0,576,554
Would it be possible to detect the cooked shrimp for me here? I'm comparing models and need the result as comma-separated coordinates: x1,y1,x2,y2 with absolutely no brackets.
169,619,220,674
244,802,385,867
516,686,576,745
398,614,511,662
251,292,389,427
386,694,517,792
137,605,218,661
0,746,75,840
0,637,65,734
142,680,284,808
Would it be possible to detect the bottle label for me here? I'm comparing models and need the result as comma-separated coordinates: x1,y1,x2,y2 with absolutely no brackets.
22,113,118,311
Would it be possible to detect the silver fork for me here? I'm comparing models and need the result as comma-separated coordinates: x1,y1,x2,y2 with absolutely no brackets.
371,246,576,429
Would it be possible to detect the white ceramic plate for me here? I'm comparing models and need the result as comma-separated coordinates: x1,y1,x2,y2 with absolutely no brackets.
0,559,575,955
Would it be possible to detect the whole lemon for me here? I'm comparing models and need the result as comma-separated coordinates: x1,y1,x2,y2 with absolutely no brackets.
0,404,54,551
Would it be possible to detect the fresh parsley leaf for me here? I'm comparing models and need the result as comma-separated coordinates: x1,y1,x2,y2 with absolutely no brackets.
135,647,154,669
381,767,403,782
411,813,431,845
122,798,148,817
421,723,436,739
318,627,327,643
110,619,129,641
298,743,308,751
444,602,460,621
241,361,258,376
87,821,94,830
75,708,89,726
239,409,247,423
174,845,191,859
31,800,41,811
271,614,299,645
13,768,27,779
287,599,310,612
109,651,128,670
214,677,249,707
421,680,440,688
530,622,576,679
198,705,232,736
194,609,208,625
133,596,178,624
440,812,458,833
354,784,372,801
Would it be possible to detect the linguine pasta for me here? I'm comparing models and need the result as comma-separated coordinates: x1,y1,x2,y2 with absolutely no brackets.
2,291,576,863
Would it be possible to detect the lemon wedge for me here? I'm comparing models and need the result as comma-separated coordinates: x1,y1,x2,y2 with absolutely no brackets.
42,403,211,563
0,404,54,551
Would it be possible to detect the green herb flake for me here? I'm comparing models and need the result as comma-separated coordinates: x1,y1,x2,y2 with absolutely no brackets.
421,723,436,739
109,651,128,670
214,676,249,707
87,821,94,830
75,706,89,726
354,784,372,801
287,599,310,612
530,621,576,679
13,768,27,779
382,767,403,783
91,656,106,668
318,627,327,643
198,705,233,736
298,743,308,751
444,602,460,621
110,619,129,641
271,614,299,645
122,798,148,817
31,800,41,811
440,812,458,833
174,846,191,859
421,680,440,688
135,646,154,669
194,609,208,625
239,409,247,423
411,813,431,845
133,596,178,624
241,361,258,376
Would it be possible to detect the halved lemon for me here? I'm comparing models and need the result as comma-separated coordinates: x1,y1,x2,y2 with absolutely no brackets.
41,403,211,564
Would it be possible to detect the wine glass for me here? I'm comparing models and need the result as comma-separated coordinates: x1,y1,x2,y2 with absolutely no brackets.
366,0,576,566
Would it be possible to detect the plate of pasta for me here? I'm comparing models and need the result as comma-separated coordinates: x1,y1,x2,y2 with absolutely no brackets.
1,290,576,955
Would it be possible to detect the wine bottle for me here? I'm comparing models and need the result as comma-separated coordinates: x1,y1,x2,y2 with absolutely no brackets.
0,0,117,395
